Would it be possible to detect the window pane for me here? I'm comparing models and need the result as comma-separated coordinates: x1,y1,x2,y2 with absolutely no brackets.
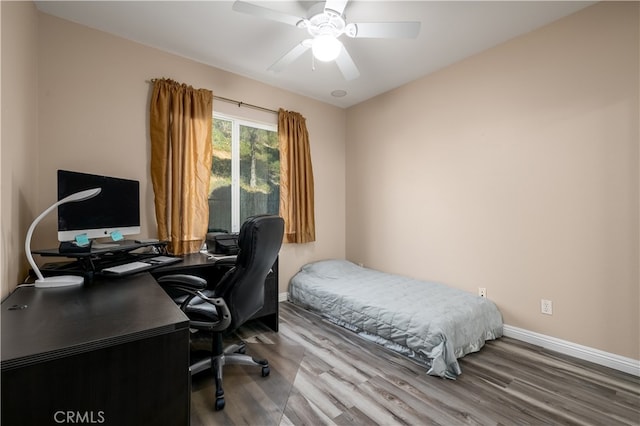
209,118,232,232
239,124,279,224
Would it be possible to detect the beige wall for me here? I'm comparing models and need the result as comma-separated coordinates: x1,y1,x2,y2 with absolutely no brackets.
1,1,39,298
1,10,345,297
346,2,639,359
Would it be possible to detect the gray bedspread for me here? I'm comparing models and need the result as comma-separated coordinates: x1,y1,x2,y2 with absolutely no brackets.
288,259,503,379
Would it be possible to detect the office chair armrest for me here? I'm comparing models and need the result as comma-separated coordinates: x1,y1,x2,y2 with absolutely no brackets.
215,257,237,268
157,274,208,311
157,274,231,332
157,274,207,290
190,292,232,332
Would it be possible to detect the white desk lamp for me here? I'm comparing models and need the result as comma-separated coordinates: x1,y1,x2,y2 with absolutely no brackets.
25,187,101,288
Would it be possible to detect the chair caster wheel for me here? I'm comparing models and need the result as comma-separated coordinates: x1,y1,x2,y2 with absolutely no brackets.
261,366,270,377
215,397,225,411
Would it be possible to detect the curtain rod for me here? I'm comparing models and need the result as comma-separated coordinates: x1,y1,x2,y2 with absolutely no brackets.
213,95,279,115
148,79,278,114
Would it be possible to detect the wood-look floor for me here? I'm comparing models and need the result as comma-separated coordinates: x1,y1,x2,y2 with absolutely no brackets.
191,302,640,426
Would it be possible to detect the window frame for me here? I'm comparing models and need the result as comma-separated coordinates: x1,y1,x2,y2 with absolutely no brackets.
212,112,278,232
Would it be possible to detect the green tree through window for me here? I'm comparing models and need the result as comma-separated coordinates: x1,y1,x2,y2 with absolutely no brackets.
209,114,279,233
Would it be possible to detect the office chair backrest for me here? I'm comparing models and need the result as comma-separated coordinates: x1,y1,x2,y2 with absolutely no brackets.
214,215,284,331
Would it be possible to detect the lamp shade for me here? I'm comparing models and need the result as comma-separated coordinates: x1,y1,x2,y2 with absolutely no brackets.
312,35,342,62
25,187,101,288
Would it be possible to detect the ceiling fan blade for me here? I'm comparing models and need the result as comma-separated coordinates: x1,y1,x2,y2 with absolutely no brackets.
347,22,421,39
268,41,311,73
324,0,348,16
335,46,360,81
232,1,303,27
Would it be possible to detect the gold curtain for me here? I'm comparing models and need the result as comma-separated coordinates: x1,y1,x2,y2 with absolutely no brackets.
278,108,316,243
149,78,213,255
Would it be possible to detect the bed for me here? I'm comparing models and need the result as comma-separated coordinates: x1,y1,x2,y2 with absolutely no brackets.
288,259,503,379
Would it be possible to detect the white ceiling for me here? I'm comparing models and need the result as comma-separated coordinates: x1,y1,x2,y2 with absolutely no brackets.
35,1,595,108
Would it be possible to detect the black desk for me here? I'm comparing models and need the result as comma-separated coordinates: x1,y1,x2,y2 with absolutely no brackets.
1,273,190,426
152,253,280,332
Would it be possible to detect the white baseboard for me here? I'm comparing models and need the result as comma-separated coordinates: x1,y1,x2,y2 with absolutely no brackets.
278,293,639,377
503,324,640,377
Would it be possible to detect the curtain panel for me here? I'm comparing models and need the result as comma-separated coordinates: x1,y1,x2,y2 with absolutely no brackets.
278,108,316,243
149,78,213,255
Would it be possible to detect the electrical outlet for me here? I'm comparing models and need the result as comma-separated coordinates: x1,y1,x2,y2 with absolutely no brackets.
478,287,487,298
541,299,553,315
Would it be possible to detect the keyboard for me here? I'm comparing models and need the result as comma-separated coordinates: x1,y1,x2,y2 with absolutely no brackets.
101,256,181,275
102,261,151,275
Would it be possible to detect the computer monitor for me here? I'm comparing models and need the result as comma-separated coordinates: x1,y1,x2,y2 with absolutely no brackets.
57,170,141,242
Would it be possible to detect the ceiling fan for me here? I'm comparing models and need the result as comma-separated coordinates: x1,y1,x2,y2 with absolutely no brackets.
232,0,421,81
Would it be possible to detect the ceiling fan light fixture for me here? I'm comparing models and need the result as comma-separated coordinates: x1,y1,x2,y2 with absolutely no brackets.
312,35,342,62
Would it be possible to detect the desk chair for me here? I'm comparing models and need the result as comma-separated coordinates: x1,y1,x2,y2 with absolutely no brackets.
158,214,284,410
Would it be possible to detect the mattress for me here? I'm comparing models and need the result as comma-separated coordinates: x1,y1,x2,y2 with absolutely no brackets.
288,259,503,379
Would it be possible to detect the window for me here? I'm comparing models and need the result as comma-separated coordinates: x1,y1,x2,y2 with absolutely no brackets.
208,114,279,233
